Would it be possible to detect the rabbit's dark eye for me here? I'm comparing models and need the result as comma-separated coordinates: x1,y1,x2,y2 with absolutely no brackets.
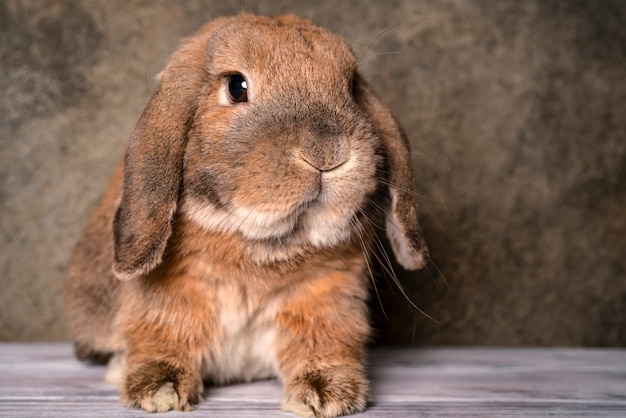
227,74,248,103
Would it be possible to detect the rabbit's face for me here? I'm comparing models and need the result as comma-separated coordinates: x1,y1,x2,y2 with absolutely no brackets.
181,19,382,250
111,14,426,280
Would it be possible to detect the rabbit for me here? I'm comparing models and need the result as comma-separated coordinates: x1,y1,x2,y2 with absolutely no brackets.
64,13,428,418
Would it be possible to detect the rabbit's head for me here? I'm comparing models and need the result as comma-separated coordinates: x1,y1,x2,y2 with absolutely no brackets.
111,14,428,280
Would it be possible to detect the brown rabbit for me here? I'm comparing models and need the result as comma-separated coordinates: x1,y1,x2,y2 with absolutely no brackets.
65,13,428,417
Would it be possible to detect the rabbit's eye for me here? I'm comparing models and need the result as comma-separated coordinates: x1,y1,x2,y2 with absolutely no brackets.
227,74,248,103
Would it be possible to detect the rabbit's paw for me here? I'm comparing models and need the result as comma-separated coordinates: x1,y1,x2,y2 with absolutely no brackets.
141,382,189,412
282,369,368,418
281,396,315,417
122,361,202,412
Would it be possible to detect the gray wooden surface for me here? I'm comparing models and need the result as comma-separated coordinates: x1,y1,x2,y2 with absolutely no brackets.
1,344,625,417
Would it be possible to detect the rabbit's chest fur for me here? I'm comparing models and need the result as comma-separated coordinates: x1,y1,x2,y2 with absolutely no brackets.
204,283,279,384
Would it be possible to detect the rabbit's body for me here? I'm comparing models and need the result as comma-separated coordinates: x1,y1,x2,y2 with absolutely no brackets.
65,13,427,417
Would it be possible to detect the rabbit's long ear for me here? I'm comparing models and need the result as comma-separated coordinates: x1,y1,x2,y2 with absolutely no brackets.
353,73,428,270
112,26,218,281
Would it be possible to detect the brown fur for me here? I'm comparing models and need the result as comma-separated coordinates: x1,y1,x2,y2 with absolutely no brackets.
65,13,427,417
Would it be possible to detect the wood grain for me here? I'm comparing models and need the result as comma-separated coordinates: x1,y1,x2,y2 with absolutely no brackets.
1,344,625,417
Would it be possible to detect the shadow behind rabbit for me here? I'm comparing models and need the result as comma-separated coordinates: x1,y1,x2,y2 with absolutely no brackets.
65,13,428,418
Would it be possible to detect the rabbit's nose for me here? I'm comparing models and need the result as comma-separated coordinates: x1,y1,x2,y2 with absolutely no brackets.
299,152,349,172
298,135,350,172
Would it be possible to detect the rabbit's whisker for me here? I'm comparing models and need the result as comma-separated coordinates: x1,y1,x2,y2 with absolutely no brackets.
350,214,387,320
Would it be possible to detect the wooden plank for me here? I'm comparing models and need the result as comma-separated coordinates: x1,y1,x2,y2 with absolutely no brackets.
1,344,625,417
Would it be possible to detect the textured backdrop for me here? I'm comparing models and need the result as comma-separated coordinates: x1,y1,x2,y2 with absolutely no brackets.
1,0,625,345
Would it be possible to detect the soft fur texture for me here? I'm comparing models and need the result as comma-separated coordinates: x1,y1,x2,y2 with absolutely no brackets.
65,13,427,416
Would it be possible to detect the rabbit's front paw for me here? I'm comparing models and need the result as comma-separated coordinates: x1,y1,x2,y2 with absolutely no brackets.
122,361,202,412
282,369,369,418
140,382,189,412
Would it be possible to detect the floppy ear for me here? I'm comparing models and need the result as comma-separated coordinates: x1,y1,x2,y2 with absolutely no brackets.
353,73,429,270
111,25,218,281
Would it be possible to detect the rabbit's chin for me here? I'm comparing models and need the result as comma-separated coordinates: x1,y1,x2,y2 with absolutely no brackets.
181,196,357,253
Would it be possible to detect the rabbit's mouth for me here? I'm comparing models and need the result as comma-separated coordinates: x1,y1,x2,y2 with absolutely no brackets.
180,180,363,250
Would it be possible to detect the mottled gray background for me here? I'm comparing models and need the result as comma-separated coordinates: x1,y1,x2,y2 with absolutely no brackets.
1,0,624,346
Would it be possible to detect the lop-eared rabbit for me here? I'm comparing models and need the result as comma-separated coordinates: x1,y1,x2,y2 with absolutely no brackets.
65,13,428,417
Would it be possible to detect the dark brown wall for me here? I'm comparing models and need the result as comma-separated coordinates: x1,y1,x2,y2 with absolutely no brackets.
1,0,624,345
